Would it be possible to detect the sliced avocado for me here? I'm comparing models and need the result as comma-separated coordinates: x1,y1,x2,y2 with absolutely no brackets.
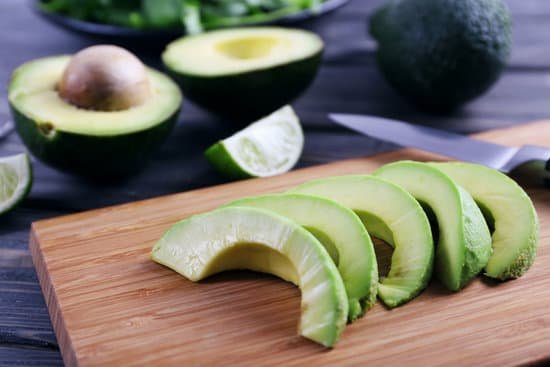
432,162,539,279
151,206,348,347
374,161,492,291
162,27,323,120
370,0,512,111
290,175,433,308
227,193,378,321
8,56,182,177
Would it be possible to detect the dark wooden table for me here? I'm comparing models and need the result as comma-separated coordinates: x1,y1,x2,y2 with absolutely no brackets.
1,0,550,365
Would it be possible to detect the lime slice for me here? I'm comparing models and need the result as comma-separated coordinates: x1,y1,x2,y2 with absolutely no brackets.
0,153,32,215
205,105,304,179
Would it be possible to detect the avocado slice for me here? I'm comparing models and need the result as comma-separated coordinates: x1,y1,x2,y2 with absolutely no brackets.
162,27,323,120
374,161,492,291
151,206,348,347
432,162,539,280
8,56,182,177
227,193,378,321
290,176,433,308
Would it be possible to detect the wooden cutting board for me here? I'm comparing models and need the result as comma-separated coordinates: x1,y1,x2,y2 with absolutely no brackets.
30,120,550,367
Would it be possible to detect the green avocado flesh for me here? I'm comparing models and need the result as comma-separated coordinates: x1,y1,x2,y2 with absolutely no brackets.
290,175,434,308
162,27,323,119
8,56,182,177
432,162,539,279
227,193,378,321
151,206,348,347
374,161,492,291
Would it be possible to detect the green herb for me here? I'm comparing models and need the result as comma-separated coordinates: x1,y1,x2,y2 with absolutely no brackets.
39,0,326,33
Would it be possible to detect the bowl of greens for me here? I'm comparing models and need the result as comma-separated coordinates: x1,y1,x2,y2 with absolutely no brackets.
35,0,350,38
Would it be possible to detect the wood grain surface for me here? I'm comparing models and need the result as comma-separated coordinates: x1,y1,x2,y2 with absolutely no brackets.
30,121,550,366
4,1,550,364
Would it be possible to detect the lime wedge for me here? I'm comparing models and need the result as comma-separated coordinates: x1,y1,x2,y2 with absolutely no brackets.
0,153,32,215
205,105,304,179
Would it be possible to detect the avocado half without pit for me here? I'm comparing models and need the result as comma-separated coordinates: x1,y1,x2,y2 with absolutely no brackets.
8,45,182,178
162,27,323,120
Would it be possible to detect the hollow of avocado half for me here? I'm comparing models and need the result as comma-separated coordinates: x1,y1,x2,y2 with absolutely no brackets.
162,27,323,120
432,162,539,280
227,193,378,322
290,175,434,309
151,206,348,348
374,161,492,291
8,56,182,178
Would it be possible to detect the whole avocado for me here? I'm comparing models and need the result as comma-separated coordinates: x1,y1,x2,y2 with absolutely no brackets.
370,0,512,111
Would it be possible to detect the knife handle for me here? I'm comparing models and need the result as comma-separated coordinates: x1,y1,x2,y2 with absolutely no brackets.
510,159,550,187
505,145,550,187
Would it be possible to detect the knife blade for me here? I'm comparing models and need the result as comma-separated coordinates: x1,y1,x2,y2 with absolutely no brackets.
329,113,550,174
0,120,14,140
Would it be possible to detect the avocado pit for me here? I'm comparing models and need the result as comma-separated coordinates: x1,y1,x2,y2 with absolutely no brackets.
58,45,151,112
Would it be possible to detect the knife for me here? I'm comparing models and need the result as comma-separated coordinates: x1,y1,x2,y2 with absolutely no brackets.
329,113,550,185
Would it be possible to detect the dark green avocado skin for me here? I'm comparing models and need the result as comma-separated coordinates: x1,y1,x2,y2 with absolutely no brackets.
370,0,512,111
10,105,179,179
166,51,322,121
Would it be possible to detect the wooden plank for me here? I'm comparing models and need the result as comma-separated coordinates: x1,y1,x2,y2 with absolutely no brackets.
30,121,550,366
3,0,550,364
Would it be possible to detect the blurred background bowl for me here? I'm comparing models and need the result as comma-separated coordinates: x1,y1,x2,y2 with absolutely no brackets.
33,0,350,41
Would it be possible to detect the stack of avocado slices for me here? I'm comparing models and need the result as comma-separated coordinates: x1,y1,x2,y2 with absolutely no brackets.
152,160,539,347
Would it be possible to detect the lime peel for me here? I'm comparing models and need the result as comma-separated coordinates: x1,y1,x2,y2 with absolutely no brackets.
0,153,32,216
205,105,304,179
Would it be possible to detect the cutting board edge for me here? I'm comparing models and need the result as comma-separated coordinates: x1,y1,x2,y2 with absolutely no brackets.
29,156,368,234
26,119,550,366
30,118,550,234
29,225,78,367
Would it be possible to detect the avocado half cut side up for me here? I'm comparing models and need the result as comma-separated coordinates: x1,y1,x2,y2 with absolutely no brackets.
290,175,434,308
432,162,539,280
8,56,182,178
374,161,492,291
151,207,348,348
227,193,378,321
162,27,323,120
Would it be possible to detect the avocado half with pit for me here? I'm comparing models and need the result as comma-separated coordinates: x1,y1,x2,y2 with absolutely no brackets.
162,27,323,120
8,55,182,178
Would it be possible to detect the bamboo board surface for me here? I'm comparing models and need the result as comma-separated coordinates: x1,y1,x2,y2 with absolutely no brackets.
30,121,550,366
